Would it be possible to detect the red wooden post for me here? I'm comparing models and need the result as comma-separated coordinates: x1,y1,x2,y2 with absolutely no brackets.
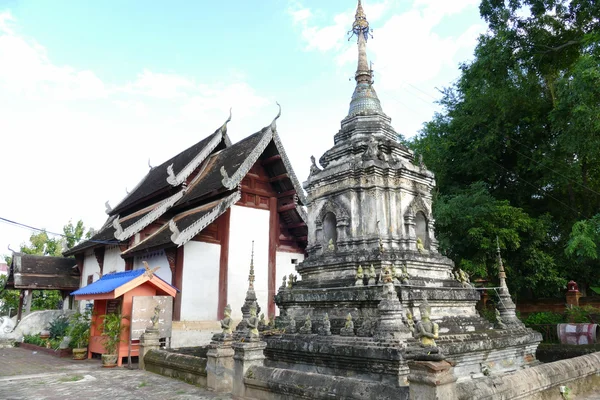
217,209,231,319
173,246,184,321
268,197,279,318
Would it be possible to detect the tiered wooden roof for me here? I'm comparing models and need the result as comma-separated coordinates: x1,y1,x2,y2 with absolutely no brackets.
5,253,80,290
65,108,307,258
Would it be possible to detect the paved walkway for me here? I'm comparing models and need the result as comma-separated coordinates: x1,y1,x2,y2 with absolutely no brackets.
0,347,232,400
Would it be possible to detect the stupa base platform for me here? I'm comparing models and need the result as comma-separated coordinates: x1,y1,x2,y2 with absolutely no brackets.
263,327,541,386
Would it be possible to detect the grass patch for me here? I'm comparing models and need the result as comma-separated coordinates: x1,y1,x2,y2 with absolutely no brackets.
175,390,186,394
59,375,84,382
138,381,148,388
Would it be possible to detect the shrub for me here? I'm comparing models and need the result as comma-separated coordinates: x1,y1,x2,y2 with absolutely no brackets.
67,310,91,349
523,311,564,326
48,315,70,339
565,305,600,323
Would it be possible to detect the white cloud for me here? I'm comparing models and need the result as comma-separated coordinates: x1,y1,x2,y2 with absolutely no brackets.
124,69,196,99
0,10,15,35
0,11,108,100
181,82,269,121
0,11,271,256
290,8,312,25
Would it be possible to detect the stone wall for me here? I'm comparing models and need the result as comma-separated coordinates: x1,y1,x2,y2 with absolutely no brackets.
243,366,409,400
144,349,207,387
456,352,600,400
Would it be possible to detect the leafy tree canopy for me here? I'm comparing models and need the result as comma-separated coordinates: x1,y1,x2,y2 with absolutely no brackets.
410,0,600,297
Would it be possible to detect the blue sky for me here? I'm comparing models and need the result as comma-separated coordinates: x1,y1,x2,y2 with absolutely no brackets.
0,0,485,257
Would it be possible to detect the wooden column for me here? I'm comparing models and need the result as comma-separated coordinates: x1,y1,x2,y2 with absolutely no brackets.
173,246,184,321
124,258,133,271
165,248,177,285
268,197,279,318
16,290,24,323
217,209,231,319
94,247,105,276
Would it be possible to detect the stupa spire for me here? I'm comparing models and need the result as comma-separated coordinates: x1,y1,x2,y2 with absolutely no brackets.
496,236,507,290
346,0,383,117
350,0,372,84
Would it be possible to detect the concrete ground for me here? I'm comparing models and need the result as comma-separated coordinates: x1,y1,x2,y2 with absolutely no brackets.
0,347,232,400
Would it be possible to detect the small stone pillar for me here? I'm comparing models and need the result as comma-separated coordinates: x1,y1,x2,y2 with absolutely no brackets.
375,280,412,341
139,327,160,370
407,360,457,400
566,280,581,308
232,341,267,399
206,339,235,393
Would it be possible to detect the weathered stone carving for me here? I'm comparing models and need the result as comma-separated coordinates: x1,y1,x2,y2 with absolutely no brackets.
495,308,507,330
398,265,410,284
320,313,332,336
299,315,313,334
355,265,364,286
416,237,425,254
287,316,297,334
406,310,415,337
416,300,439,348
368,265,377,285
246,303,260,341
356,317,374,337
288,273,294,289
340,313,355,336
327,239,335,252
309,155,321,176
280,275,287,291
220,304,233,337
258,314,267,332
454,269,471,288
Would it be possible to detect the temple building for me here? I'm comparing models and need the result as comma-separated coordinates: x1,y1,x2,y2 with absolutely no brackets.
64,109,308,344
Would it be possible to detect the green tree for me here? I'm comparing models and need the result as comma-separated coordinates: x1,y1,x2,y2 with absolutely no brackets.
1,220,91,313
0,275,19,316
410,0,600,296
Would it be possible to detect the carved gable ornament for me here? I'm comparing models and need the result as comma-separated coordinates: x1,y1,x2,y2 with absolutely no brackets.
406,194,431,220
315,199,350,228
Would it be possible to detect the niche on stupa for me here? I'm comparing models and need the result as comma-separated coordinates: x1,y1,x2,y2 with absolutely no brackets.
315,199,350,252
415,211,429,249
404,195,433,251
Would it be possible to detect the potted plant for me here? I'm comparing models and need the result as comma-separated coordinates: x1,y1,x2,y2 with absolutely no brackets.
100,311,129,367
67,310,91,360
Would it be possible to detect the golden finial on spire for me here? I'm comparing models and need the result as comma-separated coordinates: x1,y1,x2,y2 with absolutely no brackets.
348,0,373,85
349,0,371,42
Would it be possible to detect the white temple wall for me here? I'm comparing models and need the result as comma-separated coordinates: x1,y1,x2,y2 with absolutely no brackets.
180,241,220,321
103,245,125,274
228,205,269,320
133,250,171,284
79,251,101,311
81,251,100,287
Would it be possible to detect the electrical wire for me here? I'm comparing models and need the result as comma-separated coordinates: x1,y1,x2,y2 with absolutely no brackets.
0,216,120,246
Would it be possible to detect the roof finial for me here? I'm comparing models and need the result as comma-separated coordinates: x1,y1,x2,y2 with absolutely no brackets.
270,102,281,132
220,108,232,135
348,0,372,84
496,236,507,289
